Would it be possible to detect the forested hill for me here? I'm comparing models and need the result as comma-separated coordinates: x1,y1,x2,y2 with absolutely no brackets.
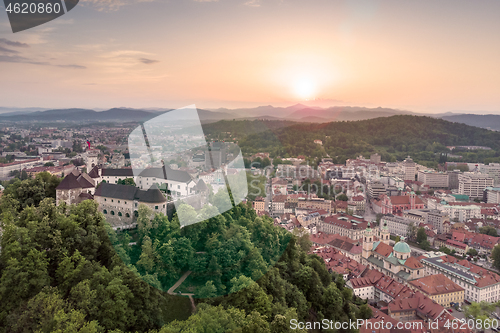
237,115,500,166
0,173,369,332
201,119,296,137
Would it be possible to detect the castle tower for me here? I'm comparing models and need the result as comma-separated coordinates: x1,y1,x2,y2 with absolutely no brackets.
362,222,374,259
86,150,99,173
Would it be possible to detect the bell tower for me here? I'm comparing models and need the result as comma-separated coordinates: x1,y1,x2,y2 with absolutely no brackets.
362,222,374,259
380,221,390,245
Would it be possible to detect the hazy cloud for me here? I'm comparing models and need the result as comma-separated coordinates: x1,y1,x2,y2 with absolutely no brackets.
0,38,30,48
139,58,159,65
0,54,49,65
0,54,85,69
81,0,155,12
56,64,87,69
244,0,261,7
0,45,19,54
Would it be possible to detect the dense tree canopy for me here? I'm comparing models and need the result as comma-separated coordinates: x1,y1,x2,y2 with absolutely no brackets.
0,175,364,332
231,115,500,165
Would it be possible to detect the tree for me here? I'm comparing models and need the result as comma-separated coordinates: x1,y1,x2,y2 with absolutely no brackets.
417,227,428,244
492,244,500,270
358,303,373,319
197,281,217,298
117,178,136,186
44,162,55,167
479,225,498,237
407,222,418,241
336,194,348,201
420,240,431,251
467,248,478,256
439,246,452,255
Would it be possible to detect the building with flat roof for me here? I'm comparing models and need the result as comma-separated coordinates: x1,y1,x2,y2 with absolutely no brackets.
403,156,416,181
458,172,494,198
417,170,449,189
381,215,413,237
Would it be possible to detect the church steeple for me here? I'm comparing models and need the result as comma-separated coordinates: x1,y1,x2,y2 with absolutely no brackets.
380,220,390,245
362,221,374,259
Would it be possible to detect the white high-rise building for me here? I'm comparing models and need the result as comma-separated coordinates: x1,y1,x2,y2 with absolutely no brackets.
403,156,416,181
417,170,449,189
458,172,494,198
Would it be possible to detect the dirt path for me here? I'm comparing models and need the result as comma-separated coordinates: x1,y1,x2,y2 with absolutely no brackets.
167,271,196,313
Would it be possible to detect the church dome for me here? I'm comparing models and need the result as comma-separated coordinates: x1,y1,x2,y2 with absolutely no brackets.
393,241,411,253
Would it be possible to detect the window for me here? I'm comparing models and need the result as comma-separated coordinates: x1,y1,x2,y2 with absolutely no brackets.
111,211,115,215
112,199,114,202
118,212,122,216
126,213,130,217
103,209,107,214
118,200,120,203
104,198,107,201
155,206,158,210
134,211,138,217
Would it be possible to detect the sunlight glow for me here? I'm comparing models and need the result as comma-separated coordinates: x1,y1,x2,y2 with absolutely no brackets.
294,79,316,100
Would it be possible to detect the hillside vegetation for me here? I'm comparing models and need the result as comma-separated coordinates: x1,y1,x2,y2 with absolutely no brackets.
0,172,367,332
236,115,500,166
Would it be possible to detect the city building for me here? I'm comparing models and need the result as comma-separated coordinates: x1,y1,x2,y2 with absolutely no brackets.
409,274,464,306
347,195,365,215
484,187,500,204
420,255,500,303
318,214,368,240
380,215,413,237
404,209,449,234
370,153,381,165
367,180,386,199
252,196,265,214
417,170,449,189
372,192,425,215
347,269,413,303
458,172,494,198
403,156,416,181
297,197,332,213
0,158,42,179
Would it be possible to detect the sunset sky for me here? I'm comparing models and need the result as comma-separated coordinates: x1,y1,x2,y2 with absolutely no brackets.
0,0,499,113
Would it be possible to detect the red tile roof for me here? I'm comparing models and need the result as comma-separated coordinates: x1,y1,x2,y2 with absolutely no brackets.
409,274,463,296
404,256,423,269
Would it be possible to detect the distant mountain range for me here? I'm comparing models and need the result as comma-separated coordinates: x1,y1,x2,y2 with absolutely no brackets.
441,114,500,131
0,105,499,131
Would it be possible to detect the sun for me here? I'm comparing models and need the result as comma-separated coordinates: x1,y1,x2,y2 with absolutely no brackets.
294,79,316,100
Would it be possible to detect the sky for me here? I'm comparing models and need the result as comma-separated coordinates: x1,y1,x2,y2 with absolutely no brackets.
0,0,499,113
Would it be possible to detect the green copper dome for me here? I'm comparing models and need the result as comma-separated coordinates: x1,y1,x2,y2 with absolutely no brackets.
393,241,411,253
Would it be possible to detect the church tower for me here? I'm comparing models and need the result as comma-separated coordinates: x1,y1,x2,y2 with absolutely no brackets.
409,191,416,209
380,221,390,245
362,222,374,259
